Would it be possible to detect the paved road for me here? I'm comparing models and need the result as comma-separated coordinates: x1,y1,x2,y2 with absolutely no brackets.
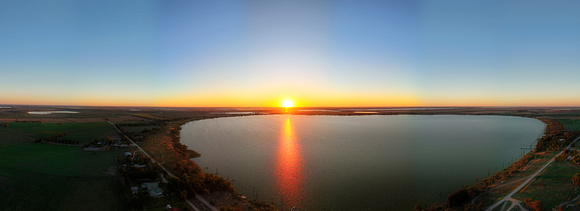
485,136,580,211
109,122,218,211
109,122,175,177
472,176,530,206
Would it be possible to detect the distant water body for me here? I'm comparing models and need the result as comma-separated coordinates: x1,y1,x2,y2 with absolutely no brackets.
28,111,79,115
181,115,544,210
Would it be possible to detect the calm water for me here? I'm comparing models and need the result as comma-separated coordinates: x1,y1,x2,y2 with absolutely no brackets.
181,115,544,210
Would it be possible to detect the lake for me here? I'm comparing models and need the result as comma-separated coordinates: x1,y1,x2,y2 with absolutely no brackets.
28,111,79,115
180,115,545,210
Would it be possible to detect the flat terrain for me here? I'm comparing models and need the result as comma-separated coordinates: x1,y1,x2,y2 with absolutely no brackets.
473,151,560,207
472,119,580,211
0,120,129,210
0,137,129,210
2,122,117,144
3,105,580,210
560,119,580,131
514,161,580,209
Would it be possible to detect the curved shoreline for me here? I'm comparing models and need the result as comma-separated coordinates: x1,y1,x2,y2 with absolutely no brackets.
176,113,547,209
441,117,580,210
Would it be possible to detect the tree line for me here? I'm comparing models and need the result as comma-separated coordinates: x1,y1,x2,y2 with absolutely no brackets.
14,120,42,123
535,119,577,151
35,133,80,145
164,125,230,197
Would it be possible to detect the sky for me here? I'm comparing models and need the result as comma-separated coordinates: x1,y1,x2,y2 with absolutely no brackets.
2,0,580,107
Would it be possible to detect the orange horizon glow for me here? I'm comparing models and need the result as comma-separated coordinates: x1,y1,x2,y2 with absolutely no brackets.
6,101,580,108
4,93,580,108
5,1,580,113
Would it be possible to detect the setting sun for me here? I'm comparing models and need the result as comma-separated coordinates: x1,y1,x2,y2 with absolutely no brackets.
282,99,294,108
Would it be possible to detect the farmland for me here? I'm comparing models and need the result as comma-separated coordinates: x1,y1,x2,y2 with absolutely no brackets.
1,122,118,145
5,106,580,210
0,122,129,210
513,161,580,209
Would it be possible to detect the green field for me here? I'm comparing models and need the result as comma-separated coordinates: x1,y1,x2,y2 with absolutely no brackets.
121,126,158,134
0,123,129,210
514,161,580,209
1,122,117,145
473,151,561,206
558,119,580,131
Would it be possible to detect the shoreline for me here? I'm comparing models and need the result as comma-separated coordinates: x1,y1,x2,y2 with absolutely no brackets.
134,114,278,210
169,113,549,210
2,106,578,210
431,117,580,210
428,117,551,209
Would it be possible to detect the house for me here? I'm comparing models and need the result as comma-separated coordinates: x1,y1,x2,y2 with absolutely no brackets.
132,164,147,168
114,143,129,148
143,182,160,189
137,182,163,197
148,188,163,197
131,186,139,194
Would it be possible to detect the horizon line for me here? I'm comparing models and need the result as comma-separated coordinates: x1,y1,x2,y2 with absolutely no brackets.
2,104,580,109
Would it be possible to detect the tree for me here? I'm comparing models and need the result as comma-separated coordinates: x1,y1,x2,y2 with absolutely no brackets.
413,203,423,211
528,200,543,211
524,198,544,211
476,202,483,211
180,190,188,199
573,173,580,189
447,188,470,207
464,203,475,211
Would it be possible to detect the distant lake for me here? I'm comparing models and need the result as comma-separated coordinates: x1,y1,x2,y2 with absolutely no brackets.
28,111,79,115
181,115,544,210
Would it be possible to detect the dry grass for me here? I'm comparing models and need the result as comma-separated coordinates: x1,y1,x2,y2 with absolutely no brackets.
139,126,183,167
107,115,148,123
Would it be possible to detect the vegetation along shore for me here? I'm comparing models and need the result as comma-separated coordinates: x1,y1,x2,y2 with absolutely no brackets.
3,106,580,210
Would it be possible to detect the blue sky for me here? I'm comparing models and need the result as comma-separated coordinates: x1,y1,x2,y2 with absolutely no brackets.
1,0,580,106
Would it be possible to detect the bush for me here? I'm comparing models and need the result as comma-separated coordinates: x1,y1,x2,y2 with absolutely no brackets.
447,188,470,207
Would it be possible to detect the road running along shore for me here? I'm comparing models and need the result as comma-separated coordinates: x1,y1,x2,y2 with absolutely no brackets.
109,121,219,211
485,136,580,211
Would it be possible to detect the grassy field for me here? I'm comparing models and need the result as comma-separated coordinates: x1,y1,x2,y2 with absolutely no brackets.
121,125,158,134
558,119,580,131
514,161,580,209
473,151,560,206
0,122,129,211
2,122,117,144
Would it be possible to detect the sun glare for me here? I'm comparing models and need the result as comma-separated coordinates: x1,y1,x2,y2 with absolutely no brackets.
282,99,294,108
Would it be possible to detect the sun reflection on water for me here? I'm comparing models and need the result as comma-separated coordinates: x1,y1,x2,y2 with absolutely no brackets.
275,115,304,208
